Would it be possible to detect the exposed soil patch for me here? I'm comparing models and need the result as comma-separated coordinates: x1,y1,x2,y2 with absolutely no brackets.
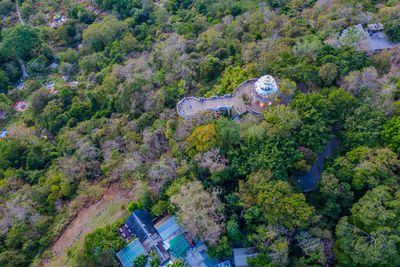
45,183,134,266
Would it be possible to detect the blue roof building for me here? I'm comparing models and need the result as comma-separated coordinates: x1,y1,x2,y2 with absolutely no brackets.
155,216,181,242
116,239,147,267
117,210,170,266
117,212,221,267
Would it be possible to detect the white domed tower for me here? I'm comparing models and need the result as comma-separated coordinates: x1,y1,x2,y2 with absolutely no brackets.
253,75,279,107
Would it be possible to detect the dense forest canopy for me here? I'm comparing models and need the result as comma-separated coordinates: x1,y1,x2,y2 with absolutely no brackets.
0,0,400,266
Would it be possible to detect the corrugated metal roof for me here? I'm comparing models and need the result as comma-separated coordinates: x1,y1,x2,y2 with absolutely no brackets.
125,210,158,243
168,233,190,258
156,217,180,241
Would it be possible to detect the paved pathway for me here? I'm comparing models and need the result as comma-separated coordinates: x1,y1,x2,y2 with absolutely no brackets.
177,78,263,118
16,2,24,25
15,2,29,78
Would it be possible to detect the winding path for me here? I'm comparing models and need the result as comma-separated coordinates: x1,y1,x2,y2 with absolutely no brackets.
16,2,24,25
18,59,28,78
16,2,29,78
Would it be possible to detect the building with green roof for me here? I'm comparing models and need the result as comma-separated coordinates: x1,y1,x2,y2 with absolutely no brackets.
168,233,190,258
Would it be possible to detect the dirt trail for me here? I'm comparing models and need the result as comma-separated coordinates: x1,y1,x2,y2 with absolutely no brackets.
46,183,134,266
18,59,28,78
16,2,24,25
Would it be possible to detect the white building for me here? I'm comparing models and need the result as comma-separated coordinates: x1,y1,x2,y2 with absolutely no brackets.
252,75,279,107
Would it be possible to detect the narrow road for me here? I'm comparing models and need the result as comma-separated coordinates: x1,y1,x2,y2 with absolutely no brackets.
16,1,24,25
16,2,27,78
18,59,28,78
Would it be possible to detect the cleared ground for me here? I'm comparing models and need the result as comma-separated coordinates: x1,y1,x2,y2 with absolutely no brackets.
45,183,134,267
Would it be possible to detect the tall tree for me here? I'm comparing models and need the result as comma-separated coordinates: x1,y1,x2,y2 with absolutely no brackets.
216,118,240,150
1,25,40,77
343,105,386,149
236,136,303,179
316,173,354,222
318,62,338,86
331,147,400,194
249,225,291,266
262,105,302,138
290,92,333,152
170,180,225,246
335,186,400,266
239,171,315,231
327,87,358,129
82,223,125,266
83,15,128,52
186,124,221,155
382,116,400,154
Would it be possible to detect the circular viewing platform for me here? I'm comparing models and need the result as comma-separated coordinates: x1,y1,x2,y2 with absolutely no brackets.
177,77,275,118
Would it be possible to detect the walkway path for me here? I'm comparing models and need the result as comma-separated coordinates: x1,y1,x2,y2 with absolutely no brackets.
15,2,29,78
297,138,339,192
177,78,262,118
18,59,28,78
16,2,24,25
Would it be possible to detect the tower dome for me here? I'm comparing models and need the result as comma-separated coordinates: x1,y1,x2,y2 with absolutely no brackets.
253,75,279,105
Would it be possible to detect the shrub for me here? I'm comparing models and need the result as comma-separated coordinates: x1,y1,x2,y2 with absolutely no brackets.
384,19,400,43
372,53,391,77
